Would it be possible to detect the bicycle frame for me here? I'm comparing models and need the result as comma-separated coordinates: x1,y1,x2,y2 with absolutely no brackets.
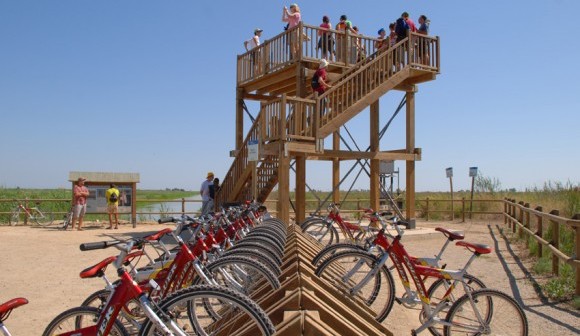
342,226,490,333
75,241,186,336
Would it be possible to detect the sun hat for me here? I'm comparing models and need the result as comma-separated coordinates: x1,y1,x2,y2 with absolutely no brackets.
290,3,297,8
378,28,385,34
254,28,263,34
319,59,329,69
77,177,86,182
207,172,214,178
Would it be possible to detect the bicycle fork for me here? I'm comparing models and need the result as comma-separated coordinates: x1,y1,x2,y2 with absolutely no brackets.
138,295,187,336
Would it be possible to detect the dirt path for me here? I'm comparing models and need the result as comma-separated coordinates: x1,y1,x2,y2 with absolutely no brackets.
0,220,578,335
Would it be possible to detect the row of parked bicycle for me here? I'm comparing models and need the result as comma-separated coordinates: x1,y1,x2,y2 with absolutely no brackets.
300,202,529,335
2,202,284,336
2,201,529,335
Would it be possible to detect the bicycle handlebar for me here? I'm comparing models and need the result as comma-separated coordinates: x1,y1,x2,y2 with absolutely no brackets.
80,240,122,251
158,217,176,224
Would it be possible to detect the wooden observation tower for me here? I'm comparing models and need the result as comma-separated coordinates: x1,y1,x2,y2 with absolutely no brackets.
216,23,440,226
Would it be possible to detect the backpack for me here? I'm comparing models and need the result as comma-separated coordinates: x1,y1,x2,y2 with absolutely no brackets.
395,17,409,39
109,192,118,203
311,73,320,89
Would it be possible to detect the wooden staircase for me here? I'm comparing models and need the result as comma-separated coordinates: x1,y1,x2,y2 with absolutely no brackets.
217,32,439,206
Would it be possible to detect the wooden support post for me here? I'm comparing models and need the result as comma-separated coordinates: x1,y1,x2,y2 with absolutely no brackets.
370,100,380,212
236,88,244,150
277,98,290,224
295,155,306,223
535,206,543,258
504,199,508,226
405,90,416,229
524,203,530,247
461,197,465,223
426,197,430,221
332,131,340,205
549,209,560,276
512,199,517,233
573,214,580,296
131,183,137,227
518,201,525,239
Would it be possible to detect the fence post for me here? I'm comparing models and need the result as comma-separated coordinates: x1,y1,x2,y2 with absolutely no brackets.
511,199,517,233
357,199,361,211
535,206,543,258
573,214,580,296
426,197,430,221
504,198,508,226
181,198,186,215
518,201,525,237
524,203,530,247
549,209,560,276
461,197,465,222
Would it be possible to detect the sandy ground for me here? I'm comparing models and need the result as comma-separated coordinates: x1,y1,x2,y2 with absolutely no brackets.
0,220,578,335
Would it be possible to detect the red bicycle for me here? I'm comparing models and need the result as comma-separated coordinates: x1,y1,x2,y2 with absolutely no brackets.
315,224,528,335
43,238,275,336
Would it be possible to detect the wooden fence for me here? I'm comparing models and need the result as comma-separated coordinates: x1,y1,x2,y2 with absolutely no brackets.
0,198,203,225
504,198,580,295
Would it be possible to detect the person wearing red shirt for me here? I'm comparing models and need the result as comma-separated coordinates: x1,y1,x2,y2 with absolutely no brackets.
71,177,89,231
312,59,332,117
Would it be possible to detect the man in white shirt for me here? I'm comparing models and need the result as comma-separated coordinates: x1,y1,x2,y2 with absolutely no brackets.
200,172,214,216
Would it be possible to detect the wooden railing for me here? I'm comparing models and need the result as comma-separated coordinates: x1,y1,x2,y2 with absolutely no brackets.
504,198,580,295
316,32,439,137
237,21,440,83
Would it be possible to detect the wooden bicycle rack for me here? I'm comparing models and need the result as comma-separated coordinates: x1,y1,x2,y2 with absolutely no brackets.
219,223,392,336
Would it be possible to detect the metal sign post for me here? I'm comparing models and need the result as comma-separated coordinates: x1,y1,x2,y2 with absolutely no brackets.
248,140,259,201
446,167,454,221
469,167,478,219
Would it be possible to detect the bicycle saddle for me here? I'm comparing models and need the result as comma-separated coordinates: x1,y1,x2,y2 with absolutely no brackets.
0,298,28,321
435,227,464,241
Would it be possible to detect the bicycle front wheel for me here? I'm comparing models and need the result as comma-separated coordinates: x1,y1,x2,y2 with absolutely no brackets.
9,209,21,226
42,306,129,336
138,284,275,336
302,219,339,246
315,250,395,322
31,208,54,227
443,288,528,336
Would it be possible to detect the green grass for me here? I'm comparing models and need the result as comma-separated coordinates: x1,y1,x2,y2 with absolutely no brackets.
0,188,198,224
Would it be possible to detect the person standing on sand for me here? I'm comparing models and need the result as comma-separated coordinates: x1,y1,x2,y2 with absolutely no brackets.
200,172,214,216
105,184,120,229
71,177,89,231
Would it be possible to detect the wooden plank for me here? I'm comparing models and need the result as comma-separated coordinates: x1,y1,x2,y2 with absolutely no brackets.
295,156,306,223
370,100,380,211
406,90,416,223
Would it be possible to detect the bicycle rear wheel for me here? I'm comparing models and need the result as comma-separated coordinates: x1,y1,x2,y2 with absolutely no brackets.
31,208,54,227
138,284,275,336
443,288,528,336
425,274,486,336
42,306,129,336
61,211,73,230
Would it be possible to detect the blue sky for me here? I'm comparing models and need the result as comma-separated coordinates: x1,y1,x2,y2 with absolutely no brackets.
1,0,579,192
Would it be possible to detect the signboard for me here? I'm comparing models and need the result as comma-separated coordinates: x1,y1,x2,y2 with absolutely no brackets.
446,167,453,178
248,140,259,161
469,167,478,177
379,160,395,174
86,185,133,214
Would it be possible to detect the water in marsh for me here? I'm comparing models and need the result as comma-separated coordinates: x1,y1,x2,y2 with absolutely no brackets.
138,195,203,221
